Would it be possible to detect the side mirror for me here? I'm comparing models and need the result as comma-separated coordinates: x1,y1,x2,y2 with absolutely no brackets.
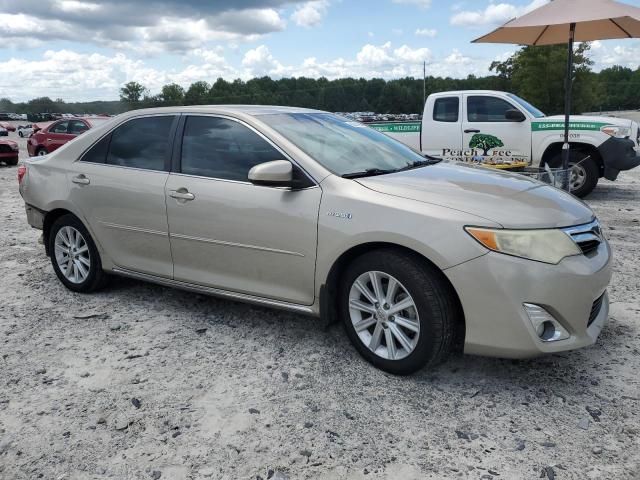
505,109,526,122
248,160,294,187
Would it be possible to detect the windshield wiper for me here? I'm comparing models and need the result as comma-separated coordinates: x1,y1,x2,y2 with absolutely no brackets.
342,168,398,179
397,157,442,171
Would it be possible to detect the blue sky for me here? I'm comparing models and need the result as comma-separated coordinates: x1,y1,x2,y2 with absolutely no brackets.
0,0,639,102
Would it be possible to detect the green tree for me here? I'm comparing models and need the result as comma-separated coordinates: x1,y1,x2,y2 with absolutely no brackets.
490,44,595,114
184,81,210,105
119,82,148,104
160,83,185,105
469,134,504,156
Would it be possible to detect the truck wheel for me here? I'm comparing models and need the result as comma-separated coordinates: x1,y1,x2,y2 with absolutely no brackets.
339,248,456,375
49,214,107,293
548,151,599,198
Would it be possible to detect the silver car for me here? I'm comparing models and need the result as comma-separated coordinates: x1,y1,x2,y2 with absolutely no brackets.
18,106,612,374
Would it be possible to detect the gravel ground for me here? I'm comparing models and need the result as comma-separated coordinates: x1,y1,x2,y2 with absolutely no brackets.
0,122,639,480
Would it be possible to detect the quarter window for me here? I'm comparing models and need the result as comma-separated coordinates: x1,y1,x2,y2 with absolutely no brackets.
433,97,459,122
181,116,284,181
467,96,518,122
80,135,111,164
106,116,175,171
50,121,69,134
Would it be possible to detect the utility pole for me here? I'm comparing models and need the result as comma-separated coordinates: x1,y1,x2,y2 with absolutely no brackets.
423,61,426,109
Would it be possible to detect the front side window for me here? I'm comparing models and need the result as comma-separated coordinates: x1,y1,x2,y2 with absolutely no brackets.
181,116,284,181
106,116,175,171
433,97,459,122
50,121,69,134
467,96,518,122
68,120,89,135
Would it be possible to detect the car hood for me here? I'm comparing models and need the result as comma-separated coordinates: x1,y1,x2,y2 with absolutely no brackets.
540,114,633,128
355,162,594,229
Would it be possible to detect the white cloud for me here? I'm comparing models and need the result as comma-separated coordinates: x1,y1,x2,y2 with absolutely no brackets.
415,28,437,37
450,0,548,27
392,0,432,8
291,1,329,27
589,40,640,70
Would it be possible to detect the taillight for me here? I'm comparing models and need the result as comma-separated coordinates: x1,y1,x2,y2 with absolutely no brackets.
17,164,27,184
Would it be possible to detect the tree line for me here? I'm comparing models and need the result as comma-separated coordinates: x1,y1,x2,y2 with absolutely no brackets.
2,45,639,117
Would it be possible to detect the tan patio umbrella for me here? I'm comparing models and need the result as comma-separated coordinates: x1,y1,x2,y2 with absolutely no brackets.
473,0,640,190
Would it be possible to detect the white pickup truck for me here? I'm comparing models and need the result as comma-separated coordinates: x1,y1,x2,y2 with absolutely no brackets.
369,90,640,197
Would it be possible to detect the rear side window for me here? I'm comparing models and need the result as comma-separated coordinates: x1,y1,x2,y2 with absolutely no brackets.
80,135,111,164
433,97,459,122
181,116,283,181
50,121,69,134
106,116,175,171
467,96,516,122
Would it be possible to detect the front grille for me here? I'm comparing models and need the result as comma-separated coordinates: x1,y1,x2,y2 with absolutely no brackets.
563,220,603,257
588,293,605,326
0,144,13,153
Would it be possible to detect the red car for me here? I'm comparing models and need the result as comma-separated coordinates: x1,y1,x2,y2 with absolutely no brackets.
0,139,19,165
27,117,111,157
0,121,16,132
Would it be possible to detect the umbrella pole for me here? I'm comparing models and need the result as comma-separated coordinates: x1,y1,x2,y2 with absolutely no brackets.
561,22,576,191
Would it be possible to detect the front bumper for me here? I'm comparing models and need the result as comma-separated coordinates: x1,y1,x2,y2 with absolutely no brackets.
598,136,640,181
445,239,612,358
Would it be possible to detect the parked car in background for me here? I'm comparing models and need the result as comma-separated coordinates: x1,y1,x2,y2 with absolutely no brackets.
0,121,16,132
27,117,111,157
18,124,35,137
18,106,611,374
0,126,7,137
0,139,19,165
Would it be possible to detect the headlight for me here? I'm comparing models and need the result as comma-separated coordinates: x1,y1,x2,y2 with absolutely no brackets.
465,227,581,264
601,125,631,138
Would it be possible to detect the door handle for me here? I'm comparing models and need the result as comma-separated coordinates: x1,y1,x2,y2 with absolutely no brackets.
169,190,195,201
72,174,90,185
464,129,481,134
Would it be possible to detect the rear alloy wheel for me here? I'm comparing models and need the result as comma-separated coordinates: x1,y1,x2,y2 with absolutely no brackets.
49,214,106,293
340,249,457,375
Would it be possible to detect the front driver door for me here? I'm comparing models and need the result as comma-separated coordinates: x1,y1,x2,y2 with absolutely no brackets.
165,115,321,305
462,94,531,167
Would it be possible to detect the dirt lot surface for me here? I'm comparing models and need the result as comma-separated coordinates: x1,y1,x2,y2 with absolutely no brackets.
0,121,639,480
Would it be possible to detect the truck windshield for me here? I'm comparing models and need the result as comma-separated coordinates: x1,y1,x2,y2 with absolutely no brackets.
259,113,429,177
506,93,545,118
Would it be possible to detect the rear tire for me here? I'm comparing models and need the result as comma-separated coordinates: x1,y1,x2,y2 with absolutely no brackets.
339,249,457,375
548,151,599,198
6,157,18,166
49,214,106,293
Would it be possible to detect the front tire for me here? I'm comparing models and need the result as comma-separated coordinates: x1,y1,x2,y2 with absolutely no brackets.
36,147,48,157
548,151,599,198
49,214,106,293
339,249,457,375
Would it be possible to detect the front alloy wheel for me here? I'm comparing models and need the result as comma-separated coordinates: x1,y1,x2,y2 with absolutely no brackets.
348,271,420,361
340,249,458,375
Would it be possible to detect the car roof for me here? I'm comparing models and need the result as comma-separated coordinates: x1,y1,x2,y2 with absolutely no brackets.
116,105,325,118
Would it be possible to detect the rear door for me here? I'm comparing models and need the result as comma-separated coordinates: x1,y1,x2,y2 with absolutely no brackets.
165,114,321,305
421,94,463,157
461,94,531,167
69,115,178,277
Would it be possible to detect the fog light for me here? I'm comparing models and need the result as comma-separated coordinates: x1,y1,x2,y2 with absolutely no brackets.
523,303,570,342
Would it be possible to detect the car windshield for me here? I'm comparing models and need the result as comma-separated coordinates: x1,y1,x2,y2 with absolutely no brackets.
259,113,432,177
506,93,545,118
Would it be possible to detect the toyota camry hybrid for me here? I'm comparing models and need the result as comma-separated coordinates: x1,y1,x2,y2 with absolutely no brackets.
18,106,612,374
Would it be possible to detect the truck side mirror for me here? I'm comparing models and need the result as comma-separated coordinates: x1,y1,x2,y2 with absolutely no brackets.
505,109,526,122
